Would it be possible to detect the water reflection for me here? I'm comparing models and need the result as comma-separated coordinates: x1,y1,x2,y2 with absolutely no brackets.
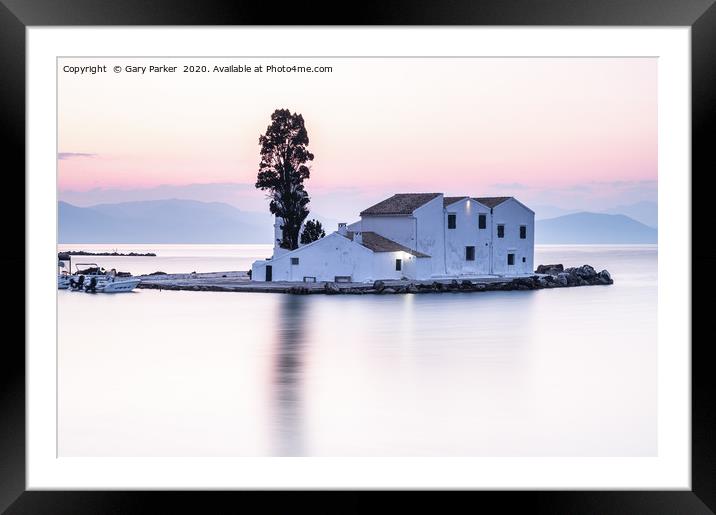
57,246,657,457
271,295,309,456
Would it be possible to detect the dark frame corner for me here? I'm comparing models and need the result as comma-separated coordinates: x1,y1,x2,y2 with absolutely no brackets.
3,0,714,513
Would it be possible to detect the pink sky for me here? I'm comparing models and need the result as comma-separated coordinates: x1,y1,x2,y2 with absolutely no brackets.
58,57,656,217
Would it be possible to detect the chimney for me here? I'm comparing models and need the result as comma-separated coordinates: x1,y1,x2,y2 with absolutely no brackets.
338,222,347,236
354,231,363,244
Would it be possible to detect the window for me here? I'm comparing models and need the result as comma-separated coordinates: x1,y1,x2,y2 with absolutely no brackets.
522,257,526,263
520,225,527,239
395,258,402,271
291,257,299,265
465,246,475,261
497,224,505,238
507,253,515,266
447,213,456,229
478,214,487,229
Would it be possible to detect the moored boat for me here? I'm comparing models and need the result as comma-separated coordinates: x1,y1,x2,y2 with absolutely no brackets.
58,253,141,293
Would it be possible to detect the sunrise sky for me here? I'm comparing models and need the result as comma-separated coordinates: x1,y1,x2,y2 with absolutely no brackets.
58,57,657,220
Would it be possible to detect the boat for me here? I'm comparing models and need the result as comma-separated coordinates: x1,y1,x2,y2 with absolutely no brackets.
101,271,142,293
58,254,72,289
58,253,141,293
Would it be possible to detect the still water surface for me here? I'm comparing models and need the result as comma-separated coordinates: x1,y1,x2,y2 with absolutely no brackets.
58,244,656,456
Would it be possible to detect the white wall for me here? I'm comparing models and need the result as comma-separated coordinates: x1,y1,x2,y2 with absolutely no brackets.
444,198,492,276
252,232,435,283
490,198,535,276
403,255,432,280
346,220,362,232
251,233,435,283
372,251,408,281
359,215,415,249
251,232,375,282
412,195,446,277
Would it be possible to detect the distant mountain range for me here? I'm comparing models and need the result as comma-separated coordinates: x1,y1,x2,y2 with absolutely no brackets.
59,199,658,245
535,212,657,244
602,201,657,229
59,199,274,244
533,201,657,229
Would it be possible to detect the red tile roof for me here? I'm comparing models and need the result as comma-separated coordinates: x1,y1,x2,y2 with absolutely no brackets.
345,231,430,258
360,193,441,216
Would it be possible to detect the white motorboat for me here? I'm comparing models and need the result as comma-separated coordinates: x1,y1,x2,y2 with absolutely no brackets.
58,254,141,293
101,273,142,293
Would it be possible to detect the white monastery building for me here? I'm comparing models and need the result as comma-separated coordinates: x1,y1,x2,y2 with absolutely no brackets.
251,193,534,283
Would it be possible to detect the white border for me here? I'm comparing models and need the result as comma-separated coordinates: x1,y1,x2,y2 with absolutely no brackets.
27,27,690,489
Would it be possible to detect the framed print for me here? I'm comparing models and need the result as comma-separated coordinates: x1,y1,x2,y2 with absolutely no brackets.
3,0,715,513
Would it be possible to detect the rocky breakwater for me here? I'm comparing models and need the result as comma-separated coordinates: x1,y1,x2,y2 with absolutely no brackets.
535,264,613,287
136,265,612,295
296,264,613,295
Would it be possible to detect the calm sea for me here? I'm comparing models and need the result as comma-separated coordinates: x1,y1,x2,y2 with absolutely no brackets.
58,244,657,457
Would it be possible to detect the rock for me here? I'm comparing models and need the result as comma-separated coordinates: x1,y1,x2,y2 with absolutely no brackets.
513,277,535,289
570,264,597,279
537,276,551,288
324,282,340,294
460,280,474,290
406,284,419,294
432,281,444,291
561,270,579,286
555,273,569,286
598,270,613,285
382,287,397,294
535,264,563,274
449,279,460,290
473,283,486,291
373,280,385,292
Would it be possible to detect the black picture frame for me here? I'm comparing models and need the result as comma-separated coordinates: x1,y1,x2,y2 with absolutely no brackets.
2,1,713,513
